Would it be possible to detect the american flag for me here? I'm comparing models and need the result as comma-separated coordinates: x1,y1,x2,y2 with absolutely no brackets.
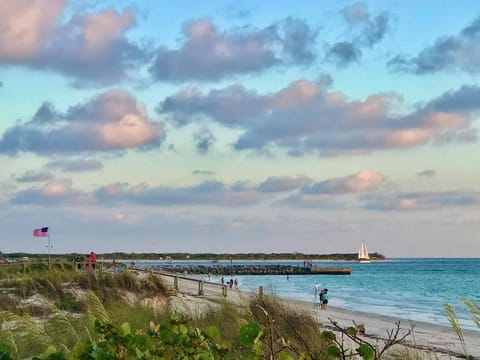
33,227,49,237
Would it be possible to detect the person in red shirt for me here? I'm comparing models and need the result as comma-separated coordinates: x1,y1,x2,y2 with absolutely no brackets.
90,251,97,270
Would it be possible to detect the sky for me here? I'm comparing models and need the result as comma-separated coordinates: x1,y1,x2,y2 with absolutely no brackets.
1,0,480,257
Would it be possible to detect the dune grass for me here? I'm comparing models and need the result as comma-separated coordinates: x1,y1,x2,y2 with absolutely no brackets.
1,266,476,359
249,294,332,359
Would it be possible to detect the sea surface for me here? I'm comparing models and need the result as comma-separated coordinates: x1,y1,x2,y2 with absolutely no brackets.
134,258,480,331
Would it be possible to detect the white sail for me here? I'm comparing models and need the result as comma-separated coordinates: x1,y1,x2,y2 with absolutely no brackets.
358,241,370,263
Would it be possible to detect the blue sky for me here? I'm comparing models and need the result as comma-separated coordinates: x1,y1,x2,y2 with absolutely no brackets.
1,0,480,257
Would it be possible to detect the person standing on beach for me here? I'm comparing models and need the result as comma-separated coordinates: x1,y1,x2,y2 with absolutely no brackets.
75,254,83,270
319,288,325,308
90,252,97,270
86,253,92,270
221,276,225,287
321,289,329,310
234,278,238,288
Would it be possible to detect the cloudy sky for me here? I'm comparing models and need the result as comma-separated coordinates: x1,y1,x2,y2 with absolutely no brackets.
1,0,480,257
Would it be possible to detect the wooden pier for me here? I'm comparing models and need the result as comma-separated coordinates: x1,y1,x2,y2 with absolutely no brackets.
147,264,352,276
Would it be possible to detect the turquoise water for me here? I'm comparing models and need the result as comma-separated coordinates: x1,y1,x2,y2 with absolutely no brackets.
137,258,480,330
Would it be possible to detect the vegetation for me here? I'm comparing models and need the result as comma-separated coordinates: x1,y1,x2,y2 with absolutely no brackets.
1,266,474,359
2,251,386,262
0,297,414,360
443,298,480,360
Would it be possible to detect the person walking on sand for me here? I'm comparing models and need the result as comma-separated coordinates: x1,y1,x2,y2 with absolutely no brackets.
221,276,225,287
234,278,238,288
321,289,329,310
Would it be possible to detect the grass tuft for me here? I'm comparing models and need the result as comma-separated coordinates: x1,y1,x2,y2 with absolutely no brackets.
444,303,468,358
86,290,110,323
250,294,330,358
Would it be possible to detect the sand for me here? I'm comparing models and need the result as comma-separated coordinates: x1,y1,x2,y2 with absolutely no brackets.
146,269,479,359
285,299,480,359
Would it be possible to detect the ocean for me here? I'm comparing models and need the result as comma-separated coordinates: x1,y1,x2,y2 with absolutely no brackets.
135,258,480,331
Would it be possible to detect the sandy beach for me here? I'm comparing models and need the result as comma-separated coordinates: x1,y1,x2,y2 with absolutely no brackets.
285,299,480,359
152,270,480,359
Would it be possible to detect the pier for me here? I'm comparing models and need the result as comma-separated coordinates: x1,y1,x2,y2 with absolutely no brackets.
147,264,352,276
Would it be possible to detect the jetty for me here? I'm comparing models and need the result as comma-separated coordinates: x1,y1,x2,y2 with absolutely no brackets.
146,264,352,276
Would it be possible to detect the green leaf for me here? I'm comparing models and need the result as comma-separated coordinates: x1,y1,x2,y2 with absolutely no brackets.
173,334,182,345
45,345,57,357
279,351,294,360
0,349,11,360
204,326,220,341
347,326,357,337
119,322,131,337
238,322,261,347
179,324,188,336
0,343,11,360
159,326,172,340
357,344,375,360
327,344,341,358
321,330,335,341
135,348,144,358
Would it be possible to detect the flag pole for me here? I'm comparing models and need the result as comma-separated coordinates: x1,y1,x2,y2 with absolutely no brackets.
48,225,51,269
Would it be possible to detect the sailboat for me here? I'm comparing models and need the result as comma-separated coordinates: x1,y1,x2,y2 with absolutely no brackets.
358,241,371,263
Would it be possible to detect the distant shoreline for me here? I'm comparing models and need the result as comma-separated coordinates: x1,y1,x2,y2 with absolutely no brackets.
104,258,388,263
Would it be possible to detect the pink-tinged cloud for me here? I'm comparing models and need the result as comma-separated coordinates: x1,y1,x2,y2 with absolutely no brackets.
425,112,467,129
385,128,433,148
159,80,477,155
0,90,164,155
96,183,129,197
270,80,319,109
99,114,159,148
11,178,92,206
41,178,72,196
341,170,385,192
303,170,385,194
82,9,134,53
0,0,64,61
0,2,145,85
349,94,399,122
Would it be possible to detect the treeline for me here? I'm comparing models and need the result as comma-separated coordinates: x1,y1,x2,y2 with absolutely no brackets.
2,252,385,261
